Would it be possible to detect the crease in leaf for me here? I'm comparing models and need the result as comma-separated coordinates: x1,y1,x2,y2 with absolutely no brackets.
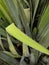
6,23,49,55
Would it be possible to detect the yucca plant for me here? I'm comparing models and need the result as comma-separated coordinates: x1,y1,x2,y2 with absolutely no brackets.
0,0,49,65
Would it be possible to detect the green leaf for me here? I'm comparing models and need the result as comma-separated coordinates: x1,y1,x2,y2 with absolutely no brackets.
13,0,31,36
20,0,29,8
30,52,35,64
24,0,30,7
38,24,49,41
3,51,17,58
6,23,49,55
0,16,9,28
0,51,19,65
0,27,6,37
0,1,12,24
23,44,29,56
7,34,20,57
31,0,39,29
3,0,23,29
38,24,49,48
24,8,30,24
20,56,26,65
37,5,49,37
13,0,31,57
0,36,5,50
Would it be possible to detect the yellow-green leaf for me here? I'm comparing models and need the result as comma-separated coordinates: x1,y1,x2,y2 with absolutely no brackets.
6,23,49,55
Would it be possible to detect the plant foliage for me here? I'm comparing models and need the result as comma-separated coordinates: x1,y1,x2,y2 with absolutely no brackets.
0,0,49,65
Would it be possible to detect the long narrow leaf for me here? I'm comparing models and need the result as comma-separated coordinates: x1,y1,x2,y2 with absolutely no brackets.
37,5,49,38
31,0,39,29
0,36,5,50
0,2,12,23
7,34,20,57
3,0,23,29
0,51,19,65
6,23,49,55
